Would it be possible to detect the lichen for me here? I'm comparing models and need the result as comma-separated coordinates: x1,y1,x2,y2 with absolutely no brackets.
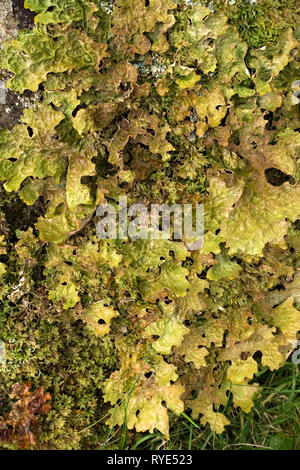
0,0,299,448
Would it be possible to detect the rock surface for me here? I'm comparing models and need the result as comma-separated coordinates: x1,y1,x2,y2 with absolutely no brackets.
0,1,38,130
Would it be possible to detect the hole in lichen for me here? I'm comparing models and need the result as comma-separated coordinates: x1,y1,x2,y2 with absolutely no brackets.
71,105,86,118
98,319,106,325
265,167,295,186
222,329,229,348
184,257,194,267
81,176,92,185
264,112,276,130
27,126,33,137
119,82,129,92
220,108,230,127
197,269,208,279
253,351,262,363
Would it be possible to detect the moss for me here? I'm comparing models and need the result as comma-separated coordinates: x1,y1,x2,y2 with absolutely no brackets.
0,290,118,449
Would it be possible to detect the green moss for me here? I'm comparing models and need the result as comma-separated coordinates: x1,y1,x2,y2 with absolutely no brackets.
212,0,299,49
0,290,117,449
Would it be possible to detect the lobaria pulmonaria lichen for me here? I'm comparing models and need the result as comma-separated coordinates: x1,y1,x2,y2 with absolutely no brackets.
0,0,299,448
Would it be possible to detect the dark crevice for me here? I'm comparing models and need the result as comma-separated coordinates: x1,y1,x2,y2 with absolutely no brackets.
12,0,35,30
265,167,295,186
